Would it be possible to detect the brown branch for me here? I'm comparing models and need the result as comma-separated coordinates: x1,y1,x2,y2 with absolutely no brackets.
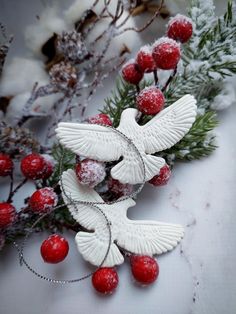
7,178,28,203
7,173,14,203
116,0,164,34
162,66,178,92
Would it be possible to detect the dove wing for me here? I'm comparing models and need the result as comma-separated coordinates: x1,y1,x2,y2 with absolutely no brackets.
140,95,197,154
56,122,123,161
116,219,184,255
60,169,104,230
60,169,125,266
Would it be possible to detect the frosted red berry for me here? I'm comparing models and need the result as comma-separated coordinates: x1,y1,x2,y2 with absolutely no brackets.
40,234,69,264
29,187,58,213
75,159,106,188
41,154,55,179
130,255,159,285
0,203,17,228
92,267,119,294
21,153,47,180
122,60,144,85
148,164,171,186
137,86,165,115
87,113,112,126
108,178,133,198
136,46,157,73
152,37,181,70
167,14,193,43
0,153,13,176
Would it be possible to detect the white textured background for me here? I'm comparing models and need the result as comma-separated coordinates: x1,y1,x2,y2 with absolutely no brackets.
0,1,236,314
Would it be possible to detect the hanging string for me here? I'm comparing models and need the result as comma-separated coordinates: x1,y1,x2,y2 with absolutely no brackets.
13,124,147,284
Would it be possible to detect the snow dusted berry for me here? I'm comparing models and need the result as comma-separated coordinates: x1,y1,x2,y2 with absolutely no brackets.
87,113,112,126
148,164,171,186
152,37,181,70
136,45,157,73
29,187,58,213
137,86,165,115
130,255,159,285
167,14,193,43
108,178,133,198
40,234,69,264
0,153,13,176
75,159,106,188
41,154,55,179
122,60,143,85
92,267,119,294
21,153,47,180
0,203,17,228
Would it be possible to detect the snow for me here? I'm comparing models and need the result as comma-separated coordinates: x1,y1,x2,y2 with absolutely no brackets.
24,7,71,57
153,37,180,49
0,57,49,96
167,14,193,28
5,91,61,124
211,78,236,111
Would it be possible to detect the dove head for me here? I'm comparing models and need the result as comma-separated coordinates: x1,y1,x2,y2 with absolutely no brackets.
120,108,139,123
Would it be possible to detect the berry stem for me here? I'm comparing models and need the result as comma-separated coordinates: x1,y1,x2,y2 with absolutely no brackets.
136,84,140,94
162,66,178,93
6,172,14,203
153,69,158,85
7,178,28,202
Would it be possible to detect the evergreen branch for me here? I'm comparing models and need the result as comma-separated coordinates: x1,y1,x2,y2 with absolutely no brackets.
160,111,218,163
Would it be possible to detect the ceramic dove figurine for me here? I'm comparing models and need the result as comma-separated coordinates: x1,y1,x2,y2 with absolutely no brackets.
60,169,184,267
56,94,197,184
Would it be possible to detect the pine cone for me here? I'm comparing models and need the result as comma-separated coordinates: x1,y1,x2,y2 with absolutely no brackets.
0,122,40,158
57,31,89,63
49,60,77,91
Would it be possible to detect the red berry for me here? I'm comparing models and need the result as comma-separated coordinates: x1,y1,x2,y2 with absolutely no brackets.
40,234,69,264
0,203,17,228
122,60,143,85
0,153,13,176
136,45,157,73
136,86,165,115
41,154,55,179
21,153,47,180
75,159,106,188
29,187,58,213
92,267,119,294
130,255,159,285
167,14,193,43
148,164,171,186
152,37,180,70
108,178,133,198
87,113,112,126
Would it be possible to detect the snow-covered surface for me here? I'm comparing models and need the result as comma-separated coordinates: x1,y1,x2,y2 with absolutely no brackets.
0,1,236,314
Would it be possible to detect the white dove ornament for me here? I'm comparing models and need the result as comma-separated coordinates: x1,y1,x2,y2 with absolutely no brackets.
60,169,185,267
56,94,197,184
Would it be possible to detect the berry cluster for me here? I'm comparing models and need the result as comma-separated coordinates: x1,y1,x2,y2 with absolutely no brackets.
122,14,193,116
0,152,56,230
92,255,159,295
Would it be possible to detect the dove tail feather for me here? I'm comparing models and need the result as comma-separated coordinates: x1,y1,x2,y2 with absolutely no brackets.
111,154,165,184
117,221,184,256
75,232,124,267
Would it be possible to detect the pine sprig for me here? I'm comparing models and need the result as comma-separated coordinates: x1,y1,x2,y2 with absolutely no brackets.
160,111,218,163
102,80,152,128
